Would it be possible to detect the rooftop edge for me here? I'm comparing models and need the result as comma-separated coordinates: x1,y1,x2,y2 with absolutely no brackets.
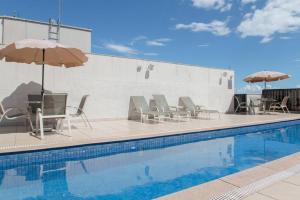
0,15,92,32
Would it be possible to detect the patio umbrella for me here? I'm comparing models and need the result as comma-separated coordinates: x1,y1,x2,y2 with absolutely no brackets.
243,70,290,88
0,39,88,94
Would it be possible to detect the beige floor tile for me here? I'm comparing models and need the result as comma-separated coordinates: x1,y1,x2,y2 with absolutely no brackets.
221,166,276,187
284,173,300,186
259,181,300,200
261,155,300,172
0,133,16,147
14,132,41,146
157,180,237,200
242,193,275,200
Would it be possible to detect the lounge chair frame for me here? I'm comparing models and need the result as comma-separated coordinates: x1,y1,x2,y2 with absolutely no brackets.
130,96,166,123
234,96,250,113
0,102,33,130
179,96,220,119
152,94,190,121
269,96,289,113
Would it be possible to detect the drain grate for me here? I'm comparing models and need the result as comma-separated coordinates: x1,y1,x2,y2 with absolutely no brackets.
210,163,300,200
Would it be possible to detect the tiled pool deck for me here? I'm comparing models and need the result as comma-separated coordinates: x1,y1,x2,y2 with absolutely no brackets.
1,113,300,154
1,113,300,200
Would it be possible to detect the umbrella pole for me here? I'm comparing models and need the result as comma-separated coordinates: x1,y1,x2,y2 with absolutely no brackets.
264,81,266,89
41,49,45,95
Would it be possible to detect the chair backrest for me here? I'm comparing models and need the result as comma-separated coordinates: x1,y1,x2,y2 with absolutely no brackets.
131,96,150,113
281,96,289,106
42,93,67,116
76,95,89,115
28,94,42,114
152,94,170,112
0,102,4,116
234,96,241,106
249,99,255,108
179,96,196,112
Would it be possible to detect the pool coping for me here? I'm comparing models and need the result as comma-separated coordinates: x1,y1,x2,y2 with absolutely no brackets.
0,116,300,155
158,152,300,200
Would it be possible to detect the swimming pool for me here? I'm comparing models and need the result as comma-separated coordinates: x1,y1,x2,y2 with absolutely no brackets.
1,120,300,200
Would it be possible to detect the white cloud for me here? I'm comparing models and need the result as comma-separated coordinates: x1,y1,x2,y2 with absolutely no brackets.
103,43,138,54
237,84,272,93
251,5,256,10
191,0,232,11
130,36,147,46
261,37,273,43
237,0,300,43
146,38,172,46
241,0,257,5
175,20,230,36
294,59,300,62
280,36,292,40
143,52,158,56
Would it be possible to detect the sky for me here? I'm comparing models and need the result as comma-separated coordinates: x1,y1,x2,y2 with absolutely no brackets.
1,0,300,93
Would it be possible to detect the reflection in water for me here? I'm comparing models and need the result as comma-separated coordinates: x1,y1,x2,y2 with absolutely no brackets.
0,125,300,200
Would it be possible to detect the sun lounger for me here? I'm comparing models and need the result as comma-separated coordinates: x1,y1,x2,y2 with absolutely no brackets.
129,96,167,123
269,96,289,113
152,94,190,120
179,96,220,119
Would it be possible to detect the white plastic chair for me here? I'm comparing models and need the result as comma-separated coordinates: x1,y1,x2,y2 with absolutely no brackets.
234,96,249,113
269,96,289,113
0,102,33,130
68,95,92,129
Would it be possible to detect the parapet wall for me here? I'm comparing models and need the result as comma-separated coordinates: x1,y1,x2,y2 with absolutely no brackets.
0,54,234,120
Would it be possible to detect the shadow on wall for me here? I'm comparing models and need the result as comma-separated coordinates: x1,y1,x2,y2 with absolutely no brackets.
1,81,50,112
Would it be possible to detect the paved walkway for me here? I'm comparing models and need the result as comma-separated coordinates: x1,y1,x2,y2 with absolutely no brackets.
0,113,299,154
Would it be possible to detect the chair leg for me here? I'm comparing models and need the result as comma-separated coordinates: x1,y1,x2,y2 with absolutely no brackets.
235,105,239,113
27,116,34,132
35,114,39,134
80,115,88,127
67,116,72,135
82,112,92,129
56,119,63,133
39,115,44,140
286,107,290,113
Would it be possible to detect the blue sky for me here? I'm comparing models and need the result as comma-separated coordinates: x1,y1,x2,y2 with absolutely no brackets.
1,0,300,93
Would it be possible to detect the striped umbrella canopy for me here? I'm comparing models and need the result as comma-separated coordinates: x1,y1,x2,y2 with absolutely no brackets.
244,71,290,88
0,39,88,94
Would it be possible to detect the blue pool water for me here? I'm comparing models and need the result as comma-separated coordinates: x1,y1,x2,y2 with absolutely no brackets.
1,121,300,200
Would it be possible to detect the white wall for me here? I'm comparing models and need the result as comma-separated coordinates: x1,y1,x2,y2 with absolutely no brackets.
0,54,234,120
1,17,91,53
0,18,3,44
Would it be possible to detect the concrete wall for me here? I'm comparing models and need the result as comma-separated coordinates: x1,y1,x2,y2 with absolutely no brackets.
0,54,234,120
0,17,91,53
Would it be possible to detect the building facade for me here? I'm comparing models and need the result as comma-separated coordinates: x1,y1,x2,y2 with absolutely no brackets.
0,16,91,53
0,16,234,121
